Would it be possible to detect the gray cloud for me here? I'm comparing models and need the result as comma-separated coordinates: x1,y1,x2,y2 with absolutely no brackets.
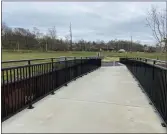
2,2,166,45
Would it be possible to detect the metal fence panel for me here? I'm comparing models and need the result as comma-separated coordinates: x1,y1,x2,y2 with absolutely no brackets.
2,57,101,121
120,58,167,125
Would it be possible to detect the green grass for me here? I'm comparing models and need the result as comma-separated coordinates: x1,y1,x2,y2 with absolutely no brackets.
103,52,166,61
2,51,95,81
2,51,97,61
2,51,97,68
2,50,166,81
2,50,167,67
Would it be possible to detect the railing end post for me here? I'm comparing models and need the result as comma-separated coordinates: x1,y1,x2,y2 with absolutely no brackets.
161,123,166,127
51,91,55,95
153,60,156,65
28,60,31,65
28,104,34,109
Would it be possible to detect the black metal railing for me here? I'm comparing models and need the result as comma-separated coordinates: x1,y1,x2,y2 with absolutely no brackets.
1,56,101,121
120,57,167,125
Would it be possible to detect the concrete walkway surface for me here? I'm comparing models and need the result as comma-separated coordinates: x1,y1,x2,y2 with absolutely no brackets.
2,65,166,133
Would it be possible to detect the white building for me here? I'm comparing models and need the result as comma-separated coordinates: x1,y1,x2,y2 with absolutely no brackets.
156,41,166,52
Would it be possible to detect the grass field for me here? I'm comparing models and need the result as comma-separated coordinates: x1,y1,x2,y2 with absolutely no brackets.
102,52,167,61
1,50,166,80
2,51,167,61
2,51,97,68
2,50,167,68
2,51,97,61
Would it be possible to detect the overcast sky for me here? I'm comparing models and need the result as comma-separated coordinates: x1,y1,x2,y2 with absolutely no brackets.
2,2,166,45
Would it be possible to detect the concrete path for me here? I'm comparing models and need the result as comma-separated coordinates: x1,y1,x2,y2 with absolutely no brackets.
2,66,166,133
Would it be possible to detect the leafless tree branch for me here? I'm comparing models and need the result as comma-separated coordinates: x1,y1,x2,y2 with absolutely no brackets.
146,6,166,52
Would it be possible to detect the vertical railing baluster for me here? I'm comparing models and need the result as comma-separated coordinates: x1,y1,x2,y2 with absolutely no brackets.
20,67,23,109
47,63,49,92
44,64,46,94
28,60,34,109
31,65,34,102
25,66,28,105
2,70,6,117
80,57,82,77
51,58,55,95
74,57,76,80
43,64,45,94
64,57,67,86
11,70,15,113
34,65,36,100
6,70,11,115
41,64,43,95
152,60,156,80
15,68,19,112
23,66,26,105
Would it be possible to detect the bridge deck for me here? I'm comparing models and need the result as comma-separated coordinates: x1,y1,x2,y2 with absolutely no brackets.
2,65,166,133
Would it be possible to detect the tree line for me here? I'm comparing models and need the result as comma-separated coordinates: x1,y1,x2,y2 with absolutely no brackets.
2,22,157,52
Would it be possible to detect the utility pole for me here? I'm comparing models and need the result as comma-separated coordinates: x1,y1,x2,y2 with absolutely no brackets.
165,1,167,65
131,35,132,52
17,42,19,52
69,22,72,51
46,43,48,52
45,40,48,52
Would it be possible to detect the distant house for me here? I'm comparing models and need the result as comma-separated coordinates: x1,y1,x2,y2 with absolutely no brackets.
144,46,149,52
101,46,114,51
144,46,156,53
118,49,126,53
156,41,166,52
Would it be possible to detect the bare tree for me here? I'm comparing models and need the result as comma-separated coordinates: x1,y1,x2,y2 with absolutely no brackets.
33,27,43,50
48,26,57,39
2,22,7,36
48,26,57,50
146,5,166,52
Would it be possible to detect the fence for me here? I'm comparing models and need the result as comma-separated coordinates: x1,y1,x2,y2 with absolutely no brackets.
120,57,167,125
1,56,101,121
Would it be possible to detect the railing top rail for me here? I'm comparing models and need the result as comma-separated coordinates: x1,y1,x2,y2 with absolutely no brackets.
2,56,101,64
2,64,29,71
1,56,101,70
2,58,53,64
123,57,167,70
133,57,167,64
1,56,73,64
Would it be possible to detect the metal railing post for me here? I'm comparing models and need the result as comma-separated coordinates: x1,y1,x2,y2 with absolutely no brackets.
144,59,147,75
85,57,88,75
64,57,68,86
152,60,156,80
51,58,55,95
28,60,34,109
80,57,83,77
74,57,76,80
